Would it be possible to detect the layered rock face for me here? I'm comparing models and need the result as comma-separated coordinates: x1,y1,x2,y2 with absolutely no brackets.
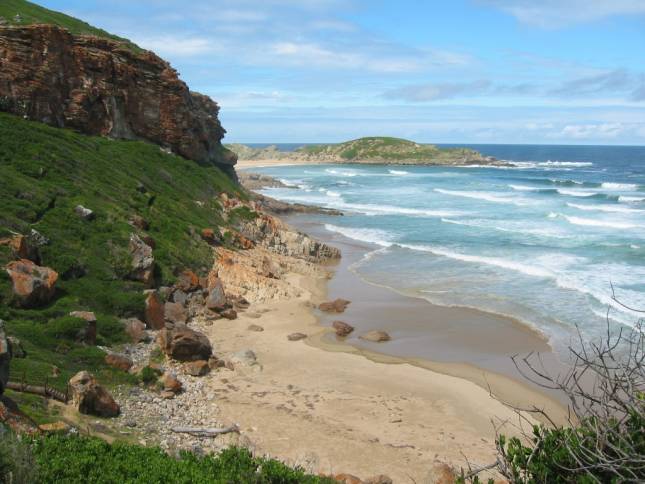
0,25,236,175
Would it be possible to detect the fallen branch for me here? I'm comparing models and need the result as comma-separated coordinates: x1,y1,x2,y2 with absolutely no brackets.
171,424,240,437
6,381,68,403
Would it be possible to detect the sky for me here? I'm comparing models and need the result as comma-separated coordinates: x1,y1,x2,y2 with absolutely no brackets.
40,0,645,144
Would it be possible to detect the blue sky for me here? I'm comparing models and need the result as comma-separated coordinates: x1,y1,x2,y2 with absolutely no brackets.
40,0,645,144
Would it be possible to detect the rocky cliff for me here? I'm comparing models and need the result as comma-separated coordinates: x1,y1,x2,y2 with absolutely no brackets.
0,24,236,176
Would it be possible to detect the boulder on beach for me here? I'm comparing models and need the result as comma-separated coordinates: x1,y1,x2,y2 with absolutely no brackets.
157,326,212,361
359,330,391,343
332,320,354,337
164,301,187,325
318,298,351,313
287,332,307,341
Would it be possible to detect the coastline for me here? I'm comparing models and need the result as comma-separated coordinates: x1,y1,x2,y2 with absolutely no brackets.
187,245,561,482
105,160,571,483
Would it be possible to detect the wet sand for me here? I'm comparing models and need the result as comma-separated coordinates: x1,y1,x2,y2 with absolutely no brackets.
286,214,571,411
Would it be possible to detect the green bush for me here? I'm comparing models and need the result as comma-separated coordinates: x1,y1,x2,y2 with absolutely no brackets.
31,435,334,483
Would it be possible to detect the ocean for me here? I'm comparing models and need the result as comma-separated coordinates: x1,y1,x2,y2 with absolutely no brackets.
248,144,645,355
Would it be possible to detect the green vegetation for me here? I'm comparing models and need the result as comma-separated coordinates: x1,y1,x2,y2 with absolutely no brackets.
0,432,38,484
298,136,485,164
0,0,139,50
0,434,335,483
0,112,239,392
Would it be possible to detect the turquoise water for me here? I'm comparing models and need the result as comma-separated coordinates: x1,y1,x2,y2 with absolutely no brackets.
250,146,645,353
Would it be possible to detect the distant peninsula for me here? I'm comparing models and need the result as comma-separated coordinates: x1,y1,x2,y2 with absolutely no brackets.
227,136,501,166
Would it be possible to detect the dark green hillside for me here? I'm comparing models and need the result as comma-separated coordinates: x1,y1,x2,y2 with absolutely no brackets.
0,112,238,392
0,0,139,49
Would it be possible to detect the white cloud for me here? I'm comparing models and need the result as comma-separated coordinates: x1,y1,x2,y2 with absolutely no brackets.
480,0,645,27
133,36,221,57
559,123,625,139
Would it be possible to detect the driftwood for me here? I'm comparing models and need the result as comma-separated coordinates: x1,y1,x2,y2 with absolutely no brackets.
171,424,240,437
6,381,68,403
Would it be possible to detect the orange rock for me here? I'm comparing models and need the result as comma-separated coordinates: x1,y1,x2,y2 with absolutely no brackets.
185,360,210,376
5,259,58,308
176,270,200,292
144,291,165,330
426,463,457,484
160,372,182,393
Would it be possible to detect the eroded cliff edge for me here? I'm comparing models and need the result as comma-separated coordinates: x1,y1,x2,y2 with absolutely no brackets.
0,24,237,176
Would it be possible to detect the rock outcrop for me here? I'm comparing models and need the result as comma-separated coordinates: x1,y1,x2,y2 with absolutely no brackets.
239,213,341,262
0,24,236,175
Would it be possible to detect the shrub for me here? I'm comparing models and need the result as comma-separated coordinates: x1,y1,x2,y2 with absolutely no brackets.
30,434,335,483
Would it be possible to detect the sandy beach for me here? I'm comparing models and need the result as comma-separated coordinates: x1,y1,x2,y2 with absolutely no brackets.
236,158,326,169
173,163,572,482
196,263,557,482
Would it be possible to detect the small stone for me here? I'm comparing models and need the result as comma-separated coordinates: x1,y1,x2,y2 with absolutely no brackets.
105,353,133,372
208,357,226,370
160,391,176,399
318,299,351,313
332,320,354,337
160,372,182,393
129,215,149,230
185,360,210,377
220,308,237,320
359,330,391,343
247,324,264,332
287,333,307,341
365,476,393,484
74,205,95,221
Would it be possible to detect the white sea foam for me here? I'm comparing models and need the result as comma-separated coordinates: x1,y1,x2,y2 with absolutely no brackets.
557,189,597,197
508,184,542,191
338,202,464,218
389,169,409,175
601,182,639,191
324,224,394,247
434,188,526,205
619,196,645,203
567,203,644,214
326,190,341,198
539,161,593,167
326,168,358,177
564,216,639,230
547,212,558,218
399,244,554,278
441,218,568,238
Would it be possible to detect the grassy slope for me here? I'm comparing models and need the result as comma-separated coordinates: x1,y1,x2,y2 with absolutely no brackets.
299,136,483,162
0,112,239,395
0,0,139,49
